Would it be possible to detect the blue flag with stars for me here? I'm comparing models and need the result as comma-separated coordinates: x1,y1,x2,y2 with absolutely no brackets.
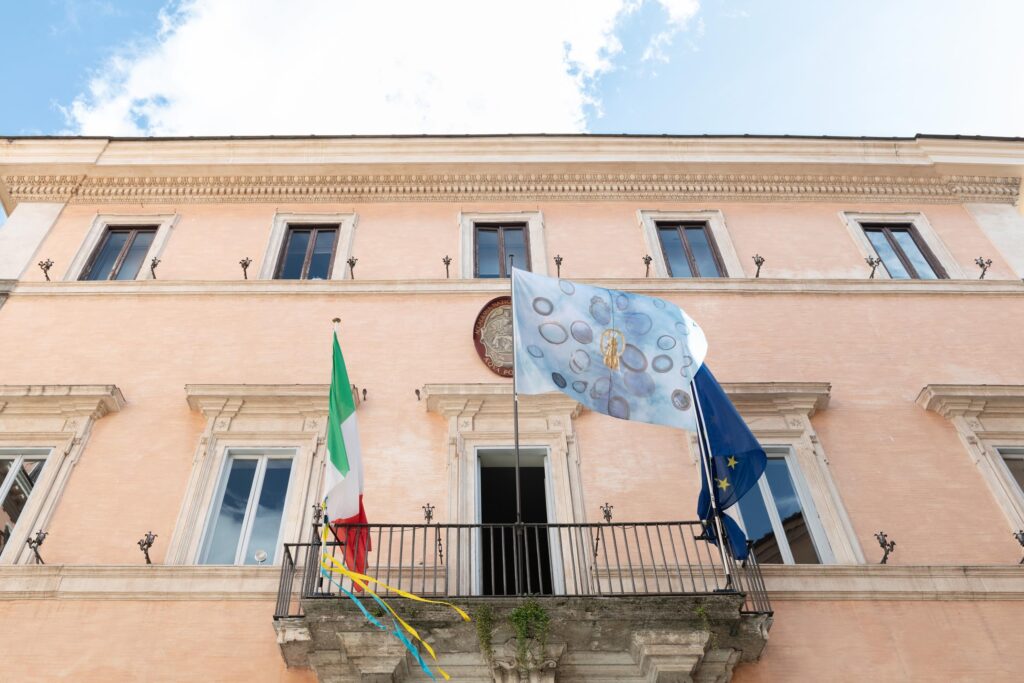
694,364,767,560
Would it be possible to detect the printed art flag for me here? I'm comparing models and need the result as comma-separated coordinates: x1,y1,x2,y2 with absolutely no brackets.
324,331,370,575
694,364,768,560
512,268,708,431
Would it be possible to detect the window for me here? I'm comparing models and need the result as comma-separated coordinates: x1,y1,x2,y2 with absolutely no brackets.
732,448,834,564
275,226,338,280
80,227,157,280
996,448,1024,496
862,224,946,280
0,451,48,557
199,450,294,565
656,222,725,278
474,224,529,278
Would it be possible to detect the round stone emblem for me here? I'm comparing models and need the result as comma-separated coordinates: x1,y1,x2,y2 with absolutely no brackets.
473,296,513,377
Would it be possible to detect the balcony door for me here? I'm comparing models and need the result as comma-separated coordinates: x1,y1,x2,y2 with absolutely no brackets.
476,447,555,595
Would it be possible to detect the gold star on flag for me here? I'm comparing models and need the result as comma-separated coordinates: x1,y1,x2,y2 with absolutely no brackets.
716,477,731,491
727,456,738,469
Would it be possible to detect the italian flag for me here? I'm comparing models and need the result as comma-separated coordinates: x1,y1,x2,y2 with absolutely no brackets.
324,331,370,575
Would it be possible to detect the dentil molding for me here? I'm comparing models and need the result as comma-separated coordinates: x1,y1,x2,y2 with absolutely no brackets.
2,172,1019,205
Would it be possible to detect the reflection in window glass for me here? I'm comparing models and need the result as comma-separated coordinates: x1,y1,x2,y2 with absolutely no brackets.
734,455,826,564
659,227,692,278
279,230,311,280
201,459,257,564
685,227,721,278
83,231,130,280
476,229,500,278
474,225,529,277
764,459,819,564
244,460,293,564
307,230,337,280
0,454,47,557
656,223,723,277
891,231,938,279
865,230,910,279
735,479,782,563
502,228,527,276
82,228,157,280
113,230,155,281
200,454,293,565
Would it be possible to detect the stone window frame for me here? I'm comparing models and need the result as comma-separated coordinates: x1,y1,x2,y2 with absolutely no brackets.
839,211,965,279
917,384,1024,530
167,385,330,565
688,381,864,564
458,211,548,278
63,213,178,281
258,212,357,280
637,210,745,279
423,383,582,593
0,385,126,564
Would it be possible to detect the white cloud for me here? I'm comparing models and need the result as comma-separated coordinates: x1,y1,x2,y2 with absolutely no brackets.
640,0,701,62
63,0,699,136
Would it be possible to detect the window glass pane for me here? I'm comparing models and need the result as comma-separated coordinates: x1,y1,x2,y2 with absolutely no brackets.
202,459,258,564
0,458,45,556
243,459,293,564
764,459,821,564
865,230,910,279
279,230,311,280
891,230,938,279
307,230,337,280
658,227,693,278
83,231,130,280
736,484,783,563
476,228,500,278
1001,453,1024,492
502,227,528,276
113,230,155,280
685,226,721,278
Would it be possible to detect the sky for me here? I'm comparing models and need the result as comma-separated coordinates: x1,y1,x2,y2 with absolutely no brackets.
1,0,1023,224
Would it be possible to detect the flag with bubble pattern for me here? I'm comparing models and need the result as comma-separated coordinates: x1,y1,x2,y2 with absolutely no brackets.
512,268,708,431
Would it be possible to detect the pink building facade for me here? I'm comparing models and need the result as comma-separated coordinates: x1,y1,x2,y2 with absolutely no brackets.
1,135,1023,681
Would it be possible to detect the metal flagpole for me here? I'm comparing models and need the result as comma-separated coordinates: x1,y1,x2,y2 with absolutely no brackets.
691,378,733,584
509,256,522,525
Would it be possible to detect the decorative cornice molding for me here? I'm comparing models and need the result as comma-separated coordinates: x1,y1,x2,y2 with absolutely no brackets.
8,277,1024,298
2,172,1019,205
722,382,831,417
422,383,581,419
184,383,329,417
916,384,1024,418
0,384,126,419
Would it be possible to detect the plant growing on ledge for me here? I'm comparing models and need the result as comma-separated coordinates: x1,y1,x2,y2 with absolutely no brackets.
474,604,496,665
508,599,550,670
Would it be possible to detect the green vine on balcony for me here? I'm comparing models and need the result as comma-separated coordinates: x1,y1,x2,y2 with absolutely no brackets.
475,604,496,665
508,599,550,668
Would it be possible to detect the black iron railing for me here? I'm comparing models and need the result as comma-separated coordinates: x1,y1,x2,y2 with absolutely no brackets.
274,521,771,619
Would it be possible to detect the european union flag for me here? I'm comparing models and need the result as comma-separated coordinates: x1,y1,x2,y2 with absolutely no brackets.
694,364,767,560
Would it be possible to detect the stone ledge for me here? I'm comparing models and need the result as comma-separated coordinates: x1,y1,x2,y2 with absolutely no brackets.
0,564,281,600
1,564,1020,602
5,277,1024,298
760,564,1024,601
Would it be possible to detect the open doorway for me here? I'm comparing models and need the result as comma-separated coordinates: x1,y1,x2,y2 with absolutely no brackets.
477,448,552,595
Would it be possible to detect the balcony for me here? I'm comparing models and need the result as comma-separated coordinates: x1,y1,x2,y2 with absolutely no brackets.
275,521,772,682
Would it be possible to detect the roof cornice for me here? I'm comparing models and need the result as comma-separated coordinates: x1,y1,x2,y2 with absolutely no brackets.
2,171,1017,205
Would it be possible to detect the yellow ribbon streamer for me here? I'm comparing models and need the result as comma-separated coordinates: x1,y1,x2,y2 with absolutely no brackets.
319,523,470,680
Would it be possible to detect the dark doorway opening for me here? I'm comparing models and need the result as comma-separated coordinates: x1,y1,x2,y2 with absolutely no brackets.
479,449,552,595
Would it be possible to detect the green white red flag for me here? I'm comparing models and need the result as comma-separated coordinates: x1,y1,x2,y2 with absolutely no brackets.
323,331,370,574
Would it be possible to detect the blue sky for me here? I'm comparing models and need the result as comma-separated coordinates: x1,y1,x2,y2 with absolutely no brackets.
2,0,1023,225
